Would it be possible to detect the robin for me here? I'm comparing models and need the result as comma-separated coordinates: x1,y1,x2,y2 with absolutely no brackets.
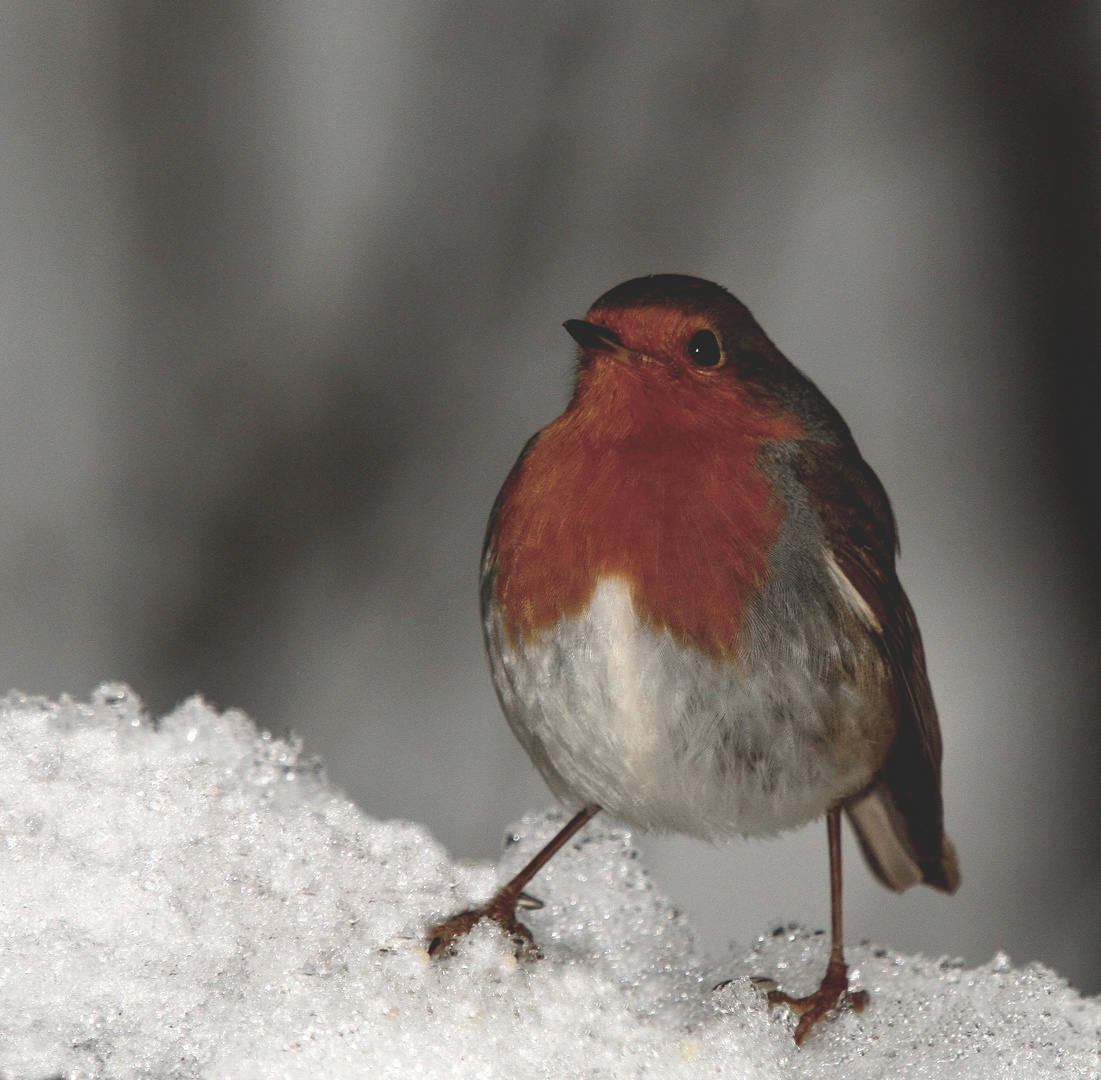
428,274,959,1044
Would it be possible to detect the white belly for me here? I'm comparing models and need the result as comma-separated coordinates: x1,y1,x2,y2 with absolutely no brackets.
484,576,881,839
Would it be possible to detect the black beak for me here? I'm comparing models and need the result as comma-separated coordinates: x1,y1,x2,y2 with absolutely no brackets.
563,320,631,360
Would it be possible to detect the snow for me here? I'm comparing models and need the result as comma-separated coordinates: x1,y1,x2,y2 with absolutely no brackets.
0,687,1097,1079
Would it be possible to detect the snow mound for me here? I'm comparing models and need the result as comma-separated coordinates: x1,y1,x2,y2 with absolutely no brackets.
0,687,1097,1078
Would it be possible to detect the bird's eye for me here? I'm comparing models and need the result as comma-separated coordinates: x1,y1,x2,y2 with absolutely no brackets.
687,330,723,368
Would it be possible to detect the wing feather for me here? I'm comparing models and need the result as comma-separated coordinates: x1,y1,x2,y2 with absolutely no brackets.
795,440,960,894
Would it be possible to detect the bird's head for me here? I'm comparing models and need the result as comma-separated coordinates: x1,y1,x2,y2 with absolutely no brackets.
562,274,791,435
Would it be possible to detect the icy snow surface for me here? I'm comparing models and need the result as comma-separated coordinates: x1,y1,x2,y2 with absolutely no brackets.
0,688,1098,1079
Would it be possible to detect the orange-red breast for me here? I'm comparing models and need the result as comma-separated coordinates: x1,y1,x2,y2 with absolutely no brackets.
429,274,959,1044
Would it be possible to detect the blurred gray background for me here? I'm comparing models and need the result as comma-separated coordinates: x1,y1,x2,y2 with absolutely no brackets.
3,1,1100,990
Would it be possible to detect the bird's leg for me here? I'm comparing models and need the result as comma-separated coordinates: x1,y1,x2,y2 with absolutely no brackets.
768,806,869,1044
427,805,600,958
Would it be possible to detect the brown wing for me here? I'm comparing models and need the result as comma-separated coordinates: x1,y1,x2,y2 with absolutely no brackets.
795,440,960,895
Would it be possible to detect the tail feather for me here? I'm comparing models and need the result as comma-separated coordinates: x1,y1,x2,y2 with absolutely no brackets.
846,782,960,894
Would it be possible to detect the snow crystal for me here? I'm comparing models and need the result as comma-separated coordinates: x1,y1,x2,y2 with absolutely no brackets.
0,687,1097,1079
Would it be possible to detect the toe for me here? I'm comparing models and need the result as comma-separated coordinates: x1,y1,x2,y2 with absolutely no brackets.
426,907,536,959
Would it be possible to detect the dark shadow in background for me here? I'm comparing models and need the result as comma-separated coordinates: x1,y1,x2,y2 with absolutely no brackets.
974,1,1101,595
990,0,1101,942
968,0,1101,949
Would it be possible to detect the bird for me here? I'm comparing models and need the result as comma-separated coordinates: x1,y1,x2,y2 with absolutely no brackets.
427,273,959,1045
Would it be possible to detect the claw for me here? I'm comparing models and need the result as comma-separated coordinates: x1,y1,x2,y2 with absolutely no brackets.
424,807,600,961
766,957,867,1045
426,905,538,959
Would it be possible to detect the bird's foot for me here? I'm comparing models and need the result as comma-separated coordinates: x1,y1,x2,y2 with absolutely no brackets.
767,956,868,1045
426,890,537,959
